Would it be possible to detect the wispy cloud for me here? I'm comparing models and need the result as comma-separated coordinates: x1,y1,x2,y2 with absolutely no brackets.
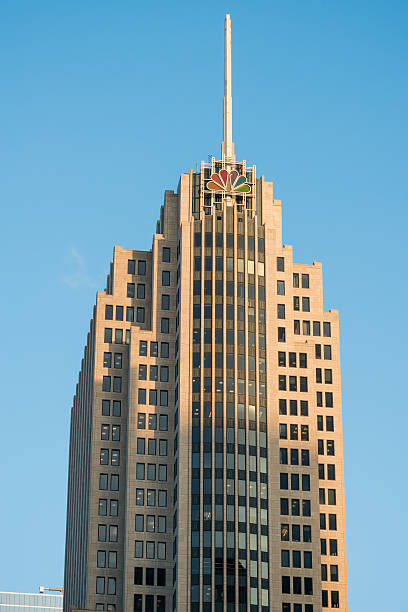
61,245,99,290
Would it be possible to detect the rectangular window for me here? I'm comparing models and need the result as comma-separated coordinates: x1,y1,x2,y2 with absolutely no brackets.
114,353,122,368
161,318,170,333
134,541,143,558
278,327,286,342
98,524,107,542
127,283,135,298
302,274,309,288
161,342,169,358
110,474,119,491
136,307,145,323
99,474,108,490
136,463,145,479
111,449,120,466
302,297,310,311
323,322,331,337
124,306,133,322
162,271,170,286
116,305,123,320
138,260,146,275
162,247,171,262
137,283,145,299
277,280,285,295
104,328,112,343
278,304,285,319
105,305,113,320
128,259,136,274
100,449,109,465
113,376,122,393
161,294,170,310
293,273,299,287
98,499,107,516
102,376,111,392
293,296,300,311
96,577,105,594
277,257,285,271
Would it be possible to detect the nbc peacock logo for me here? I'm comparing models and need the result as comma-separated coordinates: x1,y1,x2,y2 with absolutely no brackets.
207,169,251,194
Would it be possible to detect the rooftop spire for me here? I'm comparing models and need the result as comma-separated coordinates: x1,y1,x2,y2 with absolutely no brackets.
222,13,235,161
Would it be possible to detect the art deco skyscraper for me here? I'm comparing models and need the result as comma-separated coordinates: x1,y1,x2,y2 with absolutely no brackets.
64,14,348,612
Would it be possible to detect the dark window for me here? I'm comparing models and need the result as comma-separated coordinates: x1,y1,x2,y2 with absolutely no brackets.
278,304,285,319
127,283,135,298
278,327,286,342
205,232,212,247
161,342,169,358
293,273,299,287
134,567,143,585
104,328,112,343
281,550,290,567
282,576,290,594
113,376,122,393
329,514,337,530
277,257,285,271
163,247,171,262
137,284,145,299
301,449,310,466
116,305,123,321
161,318,170,333
138,260,146,275
105,305,113,320
330,539,338,556
161,294,170,310
293,296,300,311
279,399,287,415
126,306,134,322
102,376,111,392
136,307,145,322
302,274,309,288
304,577,313,595
162,271,170,286
323,322,331,337
277,280,285,295
302,297,310,311
331,591,339,607
128,259,135,274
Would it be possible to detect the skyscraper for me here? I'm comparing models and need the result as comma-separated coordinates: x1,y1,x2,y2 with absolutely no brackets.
64,14,348,612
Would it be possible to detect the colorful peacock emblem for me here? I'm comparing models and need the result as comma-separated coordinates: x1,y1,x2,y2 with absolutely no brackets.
207,169,251,193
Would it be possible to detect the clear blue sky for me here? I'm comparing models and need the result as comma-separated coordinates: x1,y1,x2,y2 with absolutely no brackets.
0,1,407,609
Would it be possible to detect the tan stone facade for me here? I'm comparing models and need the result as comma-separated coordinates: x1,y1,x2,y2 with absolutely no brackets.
64,158,348,612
